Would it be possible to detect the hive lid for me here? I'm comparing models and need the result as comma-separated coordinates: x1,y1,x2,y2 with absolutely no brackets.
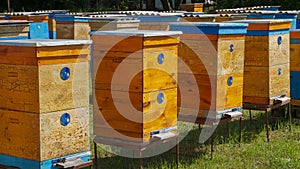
229,19,292,24
0,39,92,47
55,15,90,22
91,30,182,37
169,22,248,35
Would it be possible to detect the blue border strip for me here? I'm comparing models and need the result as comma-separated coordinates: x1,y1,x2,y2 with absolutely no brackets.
247,29,290,36
0,36,28,40
291,39,300,44
0,151,91,169
169,25,248,35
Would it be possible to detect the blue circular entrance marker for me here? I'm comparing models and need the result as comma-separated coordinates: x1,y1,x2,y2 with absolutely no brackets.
227,76,233,86
60,67,70,81
157,92,164,104
278,36,282,45
278,68,282,75
230,44,234,53
60,113,71,126
157,53,165,65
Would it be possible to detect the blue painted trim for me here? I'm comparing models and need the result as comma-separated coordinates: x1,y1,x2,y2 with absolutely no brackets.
29,22,49,39
129,15,180,22
291,71,300,99
183,12,204,15
247,14,275,19
261,7,280,11
0,36,28,40
290,39,300,44
297,20,300,29
55,15,90,22
246,29,290,36
169,23,248,35
0,151,91,169
49,31,56,39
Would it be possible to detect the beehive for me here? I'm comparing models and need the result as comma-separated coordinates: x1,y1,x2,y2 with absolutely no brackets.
89,16,140,31
180,3,204,12
215,14,248,22
130,14,180,31
169,22,248,119
8,14,49,39
180,14,219,22
230,20,291,105
91,30,181,142
275,12,297,29
0,39,91,167
0,20,30,40
55,15,91,40
290,30,300,105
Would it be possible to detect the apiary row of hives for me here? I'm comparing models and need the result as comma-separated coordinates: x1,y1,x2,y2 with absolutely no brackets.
0,6,300,168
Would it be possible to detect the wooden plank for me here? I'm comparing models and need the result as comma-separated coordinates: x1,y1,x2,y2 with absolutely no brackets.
143,36,180,47
74,23,90,40
0,25,29,35
269,34,290,66
139,22,169,31
178,39,218,75
243,66,269,99
0,64,39,113
290,44,300,71
94,88,176,142
0,46,37,66
40,107,90,161
56,23,74,39
39,61,89,113
48,18,56,31
217,38,245,75
0,109,40,161
143,45,178,92
92,35,143,53
269,63,290,98
36,45,90,58
245,37,269,67
291,99,300,106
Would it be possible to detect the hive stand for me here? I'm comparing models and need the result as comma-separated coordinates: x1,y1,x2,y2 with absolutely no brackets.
179,112,242,159
93,134,179,169
243,99,292,142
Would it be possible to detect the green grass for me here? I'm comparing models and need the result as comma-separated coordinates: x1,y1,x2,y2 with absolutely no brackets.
94,111,300,169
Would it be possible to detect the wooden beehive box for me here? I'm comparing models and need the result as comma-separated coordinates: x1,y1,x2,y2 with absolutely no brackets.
56,15,91,40
89,16,140,31
230,19,291,105
8,14,49,39
0,20,30,40
169,22,248,119
180,3,204,12
131,14,180,31
0,39,91,164
180,14,219,22
215,14,248,22
290,30,300,105
91,30,181,142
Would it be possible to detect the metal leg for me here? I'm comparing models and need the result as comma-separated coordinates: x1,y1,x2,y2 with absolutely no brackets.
265,110,270,142
226,122,230,142
176,138,179,169
210,132,214,159
239,117,242,143
94,141,98,169
139,151,142,169
249,110,252,124
289,103,292,131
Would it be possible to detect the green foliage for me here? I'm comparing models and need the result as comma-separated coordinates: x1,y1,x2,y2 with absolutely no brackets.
2,0,300,12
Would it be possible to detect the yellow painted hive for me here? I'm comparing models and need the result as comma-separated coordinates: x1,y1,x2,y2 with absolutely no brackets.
0,39,91,162
91,30,181,142
169,22,248,119
230,19,291,105
180,3,204,12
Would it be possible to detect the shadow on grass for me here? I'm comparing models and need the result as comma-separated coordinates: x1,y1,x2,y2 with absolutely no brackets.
94,109,293,169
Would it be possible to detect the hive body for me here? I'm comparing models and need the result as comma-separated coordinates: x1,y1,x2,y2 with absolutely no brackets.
92,30,180,142
170,22,248,118
0,39,91,168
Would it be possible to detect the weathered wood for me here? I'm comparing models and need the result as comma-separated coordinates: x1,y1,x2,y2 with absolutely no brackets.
89,18,139,31
56,20,91,40
0,20,30,38
0,107,90,161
